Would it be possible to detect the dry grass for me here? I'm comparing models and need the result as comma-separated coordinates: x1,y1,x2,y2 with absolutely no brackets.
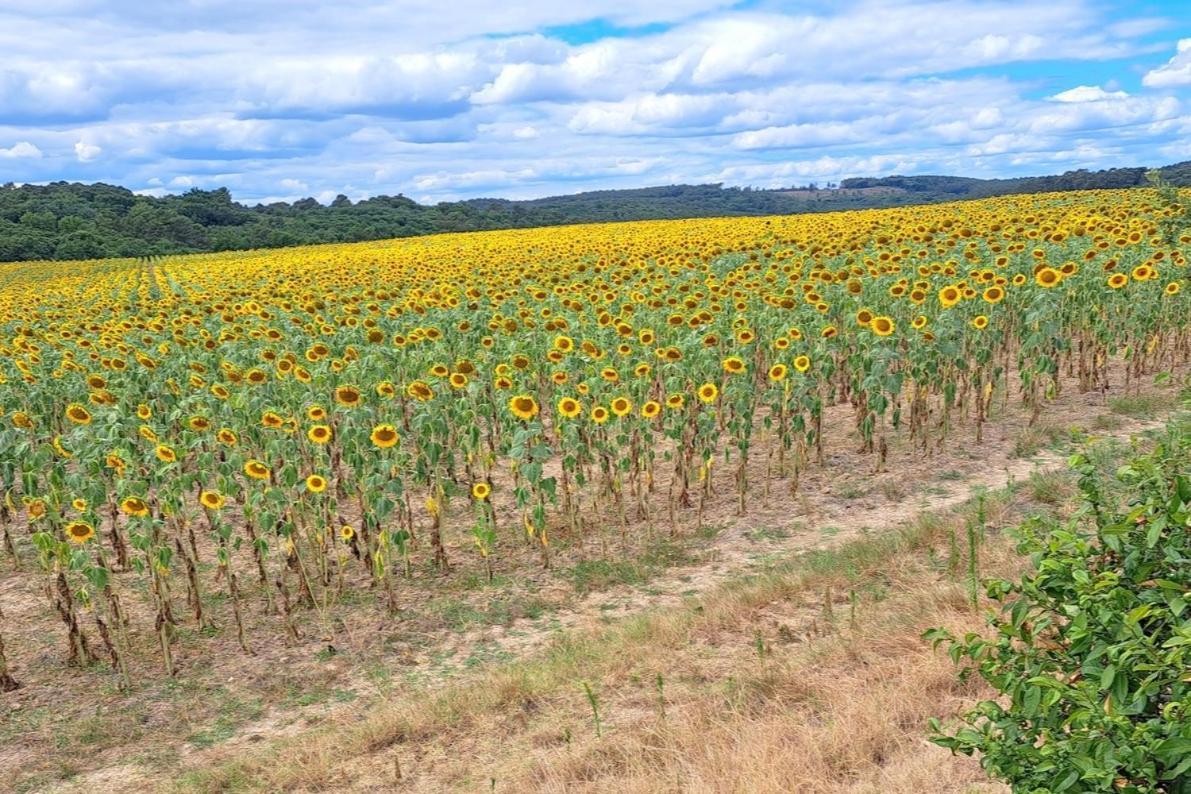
174,484,1043,794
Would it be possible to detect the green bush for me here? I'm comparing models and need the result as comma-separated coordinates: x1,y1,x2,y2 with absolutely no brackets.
927,421,1191,793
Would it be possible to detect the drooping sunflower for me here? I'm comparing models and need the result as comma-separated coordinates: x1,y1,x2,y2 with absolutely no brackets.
199,490,226,510
334,385,362,408
307,424,333,444
120,496,149,517
244,459,271,480
508,394,540,420
217,428,238,446
370,423,400,449
65,403,92,425
665,393,685,410
155,444,177,464
697,383,719,404
406,380,434,401
65,521,95,544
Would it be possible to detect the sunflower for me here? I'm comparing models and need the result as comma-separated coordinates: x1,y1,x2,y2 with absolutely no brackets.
65,521,95,544
557,397,582,419
155,444,177,464
307,405,328,421
911,315,929,330
244,459,271,480
1131,264,1152,281
1165,282,1180,296
139,425,158,442
1107,273,1129,289
793,355,811,373
120,496,150,517
200,490,226,510
261,411,283,428
636,400,660,419
820,325,838,339
870,316,895,336
591,405,610,424
370,423,400,449
722,356,746,375
449,372,469,389
217,428,238,446
65,403,92,425
305,474,328,494
10,411,33,429
697,383,719,404
339,525,355,542
768,363,788,382
136,404,152,420
553,335,574,353
982,286,1004,304
307,424,333,444
610,396,633,417
508,394,540,420
71,498,87,512
939,285,961,307
472,482,491,500
972,315,989,330
334,385,362,408
407,380,434,401
1035,267,1061,288
665,393,685,410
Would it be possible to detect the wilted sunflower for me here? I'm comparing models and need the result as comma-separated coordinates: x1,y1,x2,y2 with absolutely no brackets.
370,423,399,449
217,428,238,446
155,444,177,464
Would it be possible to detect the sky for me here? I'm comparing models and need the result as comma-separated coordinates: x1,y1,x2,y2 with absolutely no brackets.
1,0,1190,205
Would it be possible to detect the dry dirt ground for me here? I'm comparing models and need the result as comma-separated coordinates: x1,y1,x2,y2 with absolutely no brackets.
0,361,1185,792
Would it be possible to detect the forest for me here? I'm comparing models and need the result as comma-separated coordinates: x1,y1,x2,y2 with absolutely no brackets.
1,161,1189,262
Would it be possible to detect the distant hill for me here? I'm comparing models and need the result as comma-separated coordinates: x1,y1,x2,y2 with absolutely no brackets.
2,161,1189,262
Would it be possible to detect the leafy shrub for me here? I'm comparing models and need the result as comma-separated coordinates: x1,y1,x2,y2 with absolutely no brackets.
927,421,1191,793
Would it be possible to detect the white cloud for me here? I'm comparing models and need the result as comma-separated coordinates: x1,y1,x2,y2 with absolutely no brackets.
74,140,101,162
1144,38,1191,87
1051,85,1129,103
0,140,41,158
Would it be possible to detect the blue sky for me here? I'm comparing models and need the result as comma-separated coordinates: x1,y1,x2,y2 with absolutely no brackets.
1,0,1190,204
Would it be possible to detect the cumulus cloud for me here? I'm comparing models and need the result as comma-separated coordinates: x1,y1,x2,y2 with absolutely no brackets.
0,141,41,159
74,140,101,162
1144,39,1191,87
1051,85,1130,103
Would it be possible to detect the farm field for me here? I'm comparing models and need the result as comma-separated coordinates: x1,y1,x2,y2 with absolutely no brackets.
0,188,1189,791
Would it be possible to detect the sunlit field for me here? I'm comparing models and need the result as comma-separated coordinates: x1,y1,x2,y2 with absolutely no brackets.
0,189,1187,692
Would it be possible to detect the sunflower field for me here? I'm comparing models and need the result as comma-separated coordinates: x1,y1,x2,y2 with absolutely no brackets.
0,188,1187,688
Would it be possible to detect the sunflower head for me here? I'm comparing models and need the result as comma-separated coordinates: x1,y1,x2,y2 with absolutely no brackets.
305,475,328,494
697,383,719,404
307,424,333,444
472,482,492,500
200,490,225,510
65,521,95,544
508,394,540,420
370,424,400,449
